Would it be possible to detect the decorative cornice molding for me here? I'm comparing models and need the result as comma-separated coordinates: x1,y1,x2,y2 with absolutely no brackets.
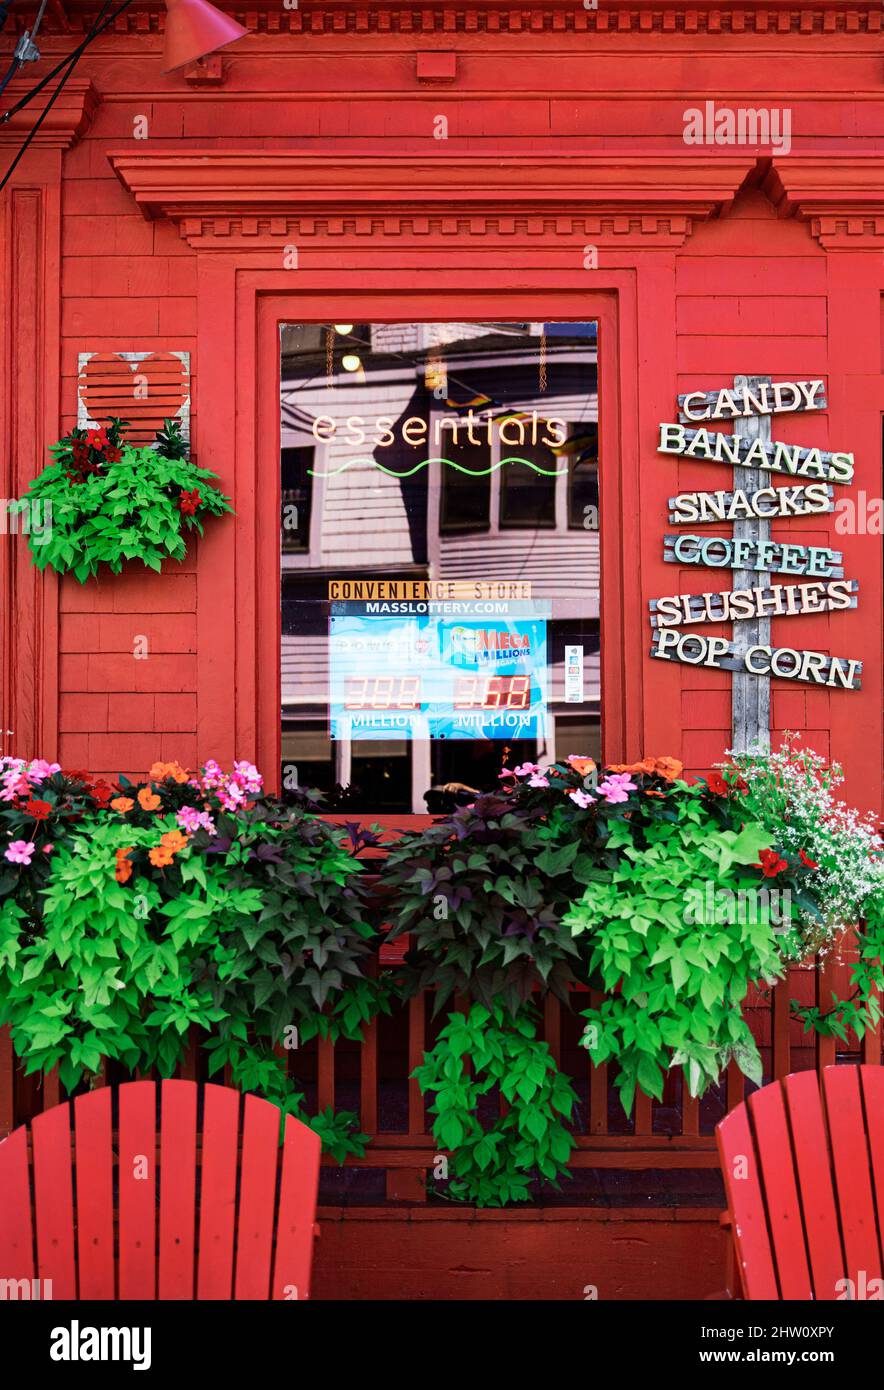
764,157,884,249
110,151,884,254
19,2,884,39
109,150,757,248
0,78,98,150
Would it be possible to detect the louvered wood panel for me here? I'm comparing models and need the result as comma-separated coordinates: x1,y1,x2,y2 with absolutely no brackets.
77,351,190,450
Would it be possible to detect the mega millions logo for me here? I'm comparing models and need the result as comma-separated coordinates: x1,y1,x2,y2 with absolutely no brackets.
449,625,532,665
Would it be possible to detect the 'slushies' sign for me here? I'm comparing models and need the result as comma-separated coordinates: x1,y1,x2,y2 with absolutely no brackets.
650,379,862,691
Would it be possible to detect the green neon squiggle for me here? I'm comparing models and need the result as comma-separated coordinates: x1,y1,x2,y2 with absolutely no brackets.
308,455,569,479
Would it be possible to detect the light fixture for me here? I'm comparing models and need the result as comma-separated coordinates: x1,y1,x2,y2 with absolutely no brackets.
162,0,249,75
341,354,362,373
334,324,354,335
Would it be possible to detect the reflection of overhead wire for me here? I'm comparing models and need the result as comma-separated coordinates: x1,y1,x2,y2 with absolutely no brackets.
285,326,515,415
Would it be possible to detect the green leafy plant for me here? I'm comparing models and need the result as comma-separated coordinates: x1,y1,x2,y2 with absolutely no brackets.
23,418,232,581
565,785,792,1113
0,815,240,1082
0,757,379,1161
413,1002,577,1206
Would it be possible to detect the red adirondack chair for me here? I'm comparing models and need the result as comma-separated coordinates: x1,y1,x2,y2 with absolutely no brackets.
716,1064,884,1300
0,1079,322,1300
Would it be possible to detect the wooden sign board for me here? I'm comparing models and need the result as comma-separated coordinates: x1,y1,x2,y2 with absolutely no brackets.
658,424,854,484
663,533,844,578
648,579,859,628
667,483,834,526
650,630,861,690
677,379,827,424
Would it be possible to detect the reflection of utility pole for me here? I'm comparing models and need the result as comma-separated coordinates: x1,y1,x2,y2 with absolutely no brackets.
411,739,432,815
334,738,351,792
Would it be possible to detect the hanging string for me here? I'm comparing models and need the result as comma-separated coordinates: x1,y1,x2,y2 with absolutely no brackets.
539,328,548,393
326,326,335,389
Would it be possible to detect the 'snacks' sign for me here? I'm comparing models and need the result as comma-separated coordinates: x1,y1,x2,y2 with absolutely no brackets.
650,379,862,691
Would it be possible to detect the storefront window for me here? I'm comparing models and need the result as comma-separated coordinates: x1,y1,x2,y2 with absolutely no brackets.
280,321,600,812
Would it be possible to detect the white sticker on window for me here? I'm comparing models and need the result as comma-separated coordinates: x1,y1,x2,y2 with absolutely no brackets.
564,645,585,704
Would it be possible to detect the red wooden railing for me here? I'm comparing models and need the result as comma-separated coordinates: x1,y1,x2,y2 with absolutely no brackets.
2,958,879,1202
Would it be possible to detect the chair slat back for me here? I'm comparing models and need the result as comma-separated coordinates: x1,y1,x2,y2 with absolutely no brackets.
74,1088,116,1299
782,1070,843,1300
32,1102,77,1298
119,1080,158,1299
159,1080,197,1300
717,1065,884,1300
0,1126,35,1289
822,1067,882,1289
196,1083,240,1300
0,1080,321,1301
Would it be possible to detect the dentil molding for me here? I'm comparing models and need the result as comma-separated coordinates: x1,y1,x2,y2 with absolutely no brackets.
22,3,884,39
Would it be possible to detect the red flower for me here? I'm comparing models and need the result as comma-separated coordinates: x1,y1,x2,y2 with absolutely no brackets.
86,428,108,449
798,849,819,870
24,799,52,821
89,780,114,807
757,847,789,878
104,447,122,463
705,771,730,797
178,488,202,516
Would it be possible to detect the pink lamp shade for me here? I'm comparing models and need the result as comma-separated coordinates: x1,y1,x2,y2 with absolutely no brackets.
162,0,249,74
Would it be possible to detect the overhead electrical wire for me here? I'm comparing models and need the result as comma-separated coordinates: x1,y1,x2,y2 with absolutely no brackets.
0,0,136,191
0,0,50,102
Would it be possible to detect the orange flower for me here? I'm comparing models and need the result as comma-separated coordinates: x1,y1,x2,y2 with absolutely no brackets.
148,760,189,784
653,757,684,782
566,756,597,778
608,758,656,776
137,786,162,812
110,796,134,814
115,847,133,883
159,829,189,854
148,846,174,868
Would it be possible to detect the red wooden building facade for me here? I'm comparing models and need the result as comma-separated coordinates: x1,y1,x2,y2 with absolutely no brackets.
1,0,883,1298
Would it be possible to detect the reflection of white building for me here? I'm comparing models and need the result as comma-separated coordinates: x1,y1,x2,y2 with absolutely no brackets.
280,323,600,809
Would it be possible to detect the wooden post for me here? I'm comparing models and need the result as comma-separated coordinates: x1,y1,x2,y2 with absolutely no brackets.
730,374,772,752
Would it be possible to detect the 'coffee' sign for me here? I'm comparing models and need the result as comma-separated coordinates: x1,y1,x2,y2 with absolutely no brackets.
651,377,861,692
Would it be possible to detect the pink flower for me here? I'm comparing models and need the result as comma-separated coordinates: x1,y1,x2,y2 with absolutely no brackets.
5,840,35,865
596,774,637,804
218,782,246,811
527,774,550,788
569,788,595,809
26,759,61,784
513,762,541,778
176,806,216,835
232,760,262,793
498,769,517,780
